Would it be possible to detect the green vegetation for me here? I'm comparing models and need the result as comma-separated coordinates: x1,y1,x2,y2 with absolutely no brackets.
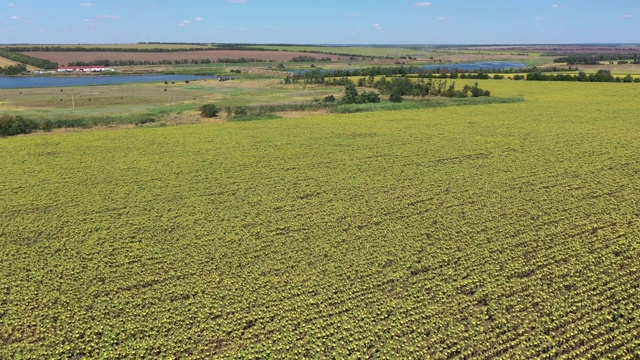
0,62,28,75
553,53,640,65
330,95,522,114
527,69,640,82
0,73,510,136
0,49,58,69
199,103,220,118
339,83,380,104
1,80,640,358
0,114,43,136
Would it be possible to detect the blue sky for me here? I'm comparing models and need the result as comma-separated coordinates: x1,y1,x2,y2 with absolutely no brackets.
1,1,638,44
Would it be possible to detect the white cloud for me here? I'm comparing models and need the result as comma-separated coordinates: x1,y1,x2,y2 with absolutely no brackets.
533,16,544,21
620,14,633,18
372,23,381,30
10,15,19,20
179,20,190,27
437,16,456,21
80,2,93,6
551,4,564,8
8,3,15,7
414,2,431,7
96,14,118,19
195,17,204,21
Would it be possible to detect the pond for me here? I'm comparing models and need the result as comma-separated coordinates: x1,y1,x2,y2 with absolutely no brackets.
0,74,216,89
419,61,526,71
288,61,526,74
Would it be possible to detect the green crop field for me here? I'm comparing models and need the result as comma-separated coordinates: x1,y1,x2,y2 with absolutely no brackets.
1,80,640,358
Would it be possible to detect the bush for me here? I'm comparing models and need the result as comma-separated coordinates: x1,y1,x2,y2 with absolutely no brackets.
389,90,403,103
199,104,219,118
227,113,281,122
233,107,248,116
470,82,490,97
360,91,381,103
40,119,54,132
0,115,38,137
323,95,336,103
135,117,157,126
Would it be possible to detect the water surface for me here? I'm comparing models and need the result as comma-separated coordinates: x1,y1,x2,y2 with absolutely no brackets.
0,75,215,89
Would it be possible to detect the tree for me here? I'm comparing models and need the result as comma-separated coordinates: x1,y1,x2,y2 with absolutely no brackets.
593,69,614,82
359,91,380,103
367,75,376,87
340,82,359,104
389,90,403,103
0,115,38,137
199,104,219,118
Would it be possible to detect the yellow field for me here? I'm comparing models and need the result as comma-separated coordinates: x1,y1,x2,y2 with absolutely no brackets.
0,56,19,67
1,79,640,358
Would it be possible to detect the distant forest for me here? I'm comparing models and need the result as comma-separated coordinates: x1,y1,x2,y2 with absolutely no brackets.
554,53,640,65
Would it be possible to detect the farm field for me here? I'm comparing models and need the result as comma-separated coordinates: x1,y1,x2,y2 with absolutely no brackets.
0,56,19,67
21,51,344,66
1,80,640,358
3,44,215,50
247,45,442,58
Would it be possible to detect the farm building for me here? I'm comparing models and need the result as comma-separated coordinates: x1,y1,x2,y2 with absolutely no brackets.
57,65,114,73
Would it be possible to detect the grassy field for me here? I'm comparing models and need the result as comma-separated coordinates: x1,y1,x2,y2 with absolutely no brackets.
0,76,519,123
1,79,640,358
0,78,340,118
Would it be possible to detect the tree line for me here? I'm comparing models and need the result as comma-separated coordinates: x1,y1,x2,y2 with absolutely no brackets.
0,63,27,75
292,73,491,101
284,66,580,85
0,49,58,69
553,54,640,65
290,56,332,62
67,58,275,67
0,115,52,137
371,77,490,99
526,70,639,83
